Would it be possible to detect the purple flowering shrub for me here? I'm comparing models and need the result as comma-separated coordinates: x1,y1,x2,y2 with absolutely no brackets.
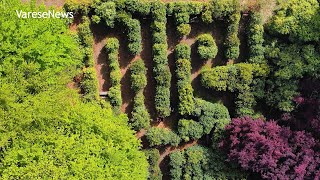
220,116,320,179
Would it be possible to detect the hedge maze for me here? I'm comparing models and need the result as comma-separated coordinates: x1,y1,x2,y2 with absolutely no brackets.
68,0,269,178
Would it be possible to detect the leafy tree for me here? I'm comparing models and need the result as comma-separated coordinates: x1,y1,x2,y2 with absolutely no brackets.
268,0,320,42
221,116,320,179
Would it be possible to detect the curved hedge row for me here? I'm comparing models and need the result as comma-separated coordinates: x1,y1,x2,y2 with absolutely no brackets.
146,127,181,147
129,59,150,130
201,63,269,116
196,34,218,60
247,11,265,64
117,13,142,56
93,2,117,27
78,16,99,101
151,1,171,118
175,44,194,116
105,38,122,112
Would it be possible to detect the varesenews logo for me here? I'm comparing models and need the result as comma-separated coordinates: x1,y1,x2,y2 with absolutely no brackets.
16,10,74,18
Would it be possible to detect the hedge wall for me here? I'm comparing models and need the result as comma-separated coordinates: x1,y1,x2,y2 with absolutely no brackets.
175,44,194,116
129,59,150,130
151,1,171,118
117,13,142,56
78,16,99,101
178,119,203,142
225,12,241,60
247,11,265,64
201,63,269,116
106,38,122,112
146,127,181,147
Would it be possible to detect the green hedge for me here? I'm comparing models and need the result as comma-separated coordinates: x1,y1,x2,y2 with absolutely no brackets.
201,63,269,116
225,12,240,60
129,59,150,130
78,16,99,101
117,13,142,56
247,11,265,64
169,151,185,180
175,44,194,116
130,92,151,130
196,34,218,60
81,67,99,101
124,0,151,16
151,1,172,118
210,0,239,18
106,38,122,112
94,2,116,27
146,127,181,147
178,119,203,142
130,59,147,92
144,149,162,180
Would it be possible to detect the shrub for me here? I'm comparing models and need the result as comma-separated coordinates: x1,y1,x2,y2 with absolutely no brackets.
106,38,122,112
108,85,122,112
117,13,142,56
247,11,265,64
175,43,191,59
175,44,194,115
125,0,151,16
177,24,191,37
169,151,185,180
130,92,151,130
144,149,162,180
210,0,240,18
146,127,181,147
150,3,172,118
94,2,116,27
201,3,213,23
196,34,218,60
221,116,320,179
81,67,99,101
78,16,94,67
178,119,203,141
64,0,93,14
225,12,240,60
130,59,147,92
169,145,246,179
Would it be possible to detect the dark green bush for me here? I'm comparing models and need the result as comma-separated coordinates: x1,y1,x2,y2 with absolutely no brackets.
196,34,218,60
169,151,185,180
225,12,240,60
154,85,171,117
146,127,181,147
248,12,265,64
117,13,142,56
78,16,94,67
201,3,213,23
178,119,204,141
130,92,151,130
108,85,122,112
177,24,191,37
125,0,151,16
130,59,147,92
64,0,92,14
144,149,162,180
94,2,116,27
151,1,166,22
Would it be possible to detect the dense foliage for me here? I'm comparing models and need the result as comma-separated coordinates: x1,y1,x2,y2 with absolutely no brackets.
268,0,320,42
144,149,162,180
146,127,181,147
129,59,151,130
175,44,194,116
94,2,117,27
117,13,142,56
105,38,122,112
225,12,241,60
201,63,269,116
221,117,320,179
151,1,172,118
178,119,203,142
0,1,148,179
196,34,218,60
169,146,246,179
